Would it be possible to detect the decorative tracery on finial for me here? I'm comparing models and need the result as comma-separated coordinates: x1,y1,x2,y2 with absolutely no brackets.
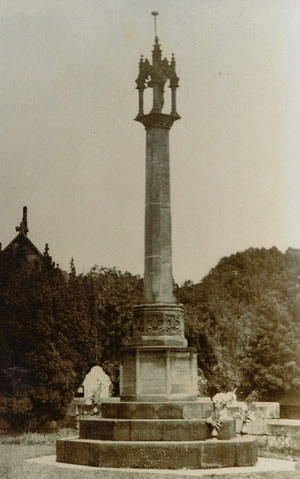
135,12,180,119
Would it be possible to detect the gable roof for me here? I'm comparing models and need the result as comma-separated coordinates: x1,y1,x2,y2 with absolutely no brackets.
1,206,43,261
2,232,43,258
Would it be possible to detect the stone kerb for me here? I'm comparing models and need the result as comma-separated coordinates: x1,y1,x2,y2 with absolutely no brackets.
267,419,300,436
248,419,300,456
227,401,280,435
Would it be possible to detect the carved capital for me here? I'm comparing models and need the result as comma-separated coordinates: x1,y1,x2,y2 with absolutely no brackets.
135,112,180,130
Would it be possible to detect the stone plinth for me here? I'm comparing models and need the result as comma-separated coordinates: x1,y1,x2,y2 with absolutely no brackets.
56,437,258,469
120,347,198,402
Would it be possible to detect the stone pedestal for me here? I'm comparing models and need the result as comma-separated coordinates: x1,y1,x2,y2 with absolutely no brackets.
120,300,198,402
120,346,198,402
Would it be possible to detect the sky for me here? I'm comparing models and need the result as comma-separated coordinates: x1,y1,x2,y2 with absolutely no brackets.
0,0,300,284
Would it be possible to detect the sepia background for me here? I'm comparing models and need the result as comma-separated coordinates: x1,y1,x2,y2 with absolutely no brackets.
0,0,299,284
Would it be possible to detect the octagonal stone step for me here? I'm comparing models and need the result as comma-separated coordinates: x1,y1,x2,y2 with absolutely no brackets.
80,417,235,441
101,399,213,420
57,436,258,469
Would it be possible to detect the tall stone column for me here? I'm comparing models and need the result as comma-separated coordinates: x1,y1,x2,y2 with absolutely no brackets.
144,122,175,304
119,34,197,401
131,37,187,350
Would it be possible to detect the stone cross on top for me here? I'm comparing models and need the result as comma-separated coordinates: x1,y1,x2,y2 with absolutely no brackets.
15,206,29,237
135,12,179,118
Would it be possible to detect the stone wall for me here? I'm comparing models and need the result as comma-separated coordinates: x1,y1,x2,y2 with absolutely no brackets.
227,402,300,456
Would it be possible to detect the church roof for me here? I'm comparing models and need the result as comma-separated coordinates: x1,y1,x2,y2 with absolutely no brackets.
1,207,44,261
3,232,43,258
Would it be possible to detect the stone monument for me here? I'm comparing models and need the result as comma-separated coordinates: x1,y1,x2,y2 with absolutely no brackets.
120,11,197,404
57,13,258,469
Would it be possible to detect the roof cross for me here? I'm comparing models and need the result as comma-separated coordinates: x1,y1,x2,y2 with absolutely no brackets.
15,206,29,236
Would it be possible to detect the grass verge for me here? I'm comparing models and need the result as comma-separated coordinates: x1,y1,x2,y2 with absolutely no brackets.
0,428,78,445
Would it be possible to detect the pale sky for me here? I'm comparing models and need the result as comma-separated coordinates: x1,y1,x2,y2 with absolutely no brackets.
0,0,300,284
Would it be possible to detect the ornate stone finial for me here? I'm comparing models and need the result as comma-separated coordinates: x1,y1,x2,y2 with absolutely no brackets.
135,13,180,122
15,206,29,237
151,11,159,39
44,243,50,256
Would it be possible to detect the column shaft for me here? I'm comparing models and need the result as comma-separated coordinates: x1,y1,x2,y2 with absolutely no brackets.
144,127,175,304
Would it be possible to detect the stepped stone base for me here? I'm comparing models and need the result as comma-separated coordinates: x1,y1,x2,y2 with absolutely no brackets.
57,396,257,469
56,437,258,469
101,399,213,419
79,417,235,441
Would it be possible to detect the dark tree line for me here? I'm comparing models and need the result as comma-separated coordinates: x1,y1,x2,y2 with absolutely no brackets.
0,254,142,431
1,246,300,430
179,247,300,400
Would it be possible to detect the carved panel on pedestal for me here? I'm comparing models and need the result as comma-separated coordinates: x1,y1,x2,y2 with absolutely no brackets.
121,352,136,397
138,352,167,395
170,352,192,394
165,314,182,335
133,305,185,338
144,313,164,334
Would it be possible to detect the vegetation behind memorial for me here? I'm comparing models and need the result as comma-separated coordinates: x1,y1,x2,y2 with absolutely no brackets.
179,246,300,400
1,246,300,431
0,254,143,431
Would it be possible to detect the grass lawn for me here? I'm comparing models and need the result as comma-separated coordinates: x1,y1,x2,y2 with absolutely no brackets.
0,430,76,479
0,443,55,479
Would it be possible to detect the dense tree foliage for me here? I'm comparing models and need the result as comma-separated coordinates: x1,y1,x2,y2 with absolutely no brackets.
1,244,300,430
0,255,77,431
178,247,300,400
0,253,142,430
83,266,143,392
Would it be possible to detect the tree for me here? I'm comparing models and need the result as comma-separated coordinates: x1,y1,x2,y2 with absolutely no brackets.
177,247,300,399
83,266,143,393
0,255,143,429
0,255,77,431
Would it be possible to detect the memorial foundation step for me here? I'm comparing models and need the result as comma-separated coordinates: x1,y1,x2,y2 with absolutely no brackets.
101,399,213,419
56,437,258,469
79,417,235,441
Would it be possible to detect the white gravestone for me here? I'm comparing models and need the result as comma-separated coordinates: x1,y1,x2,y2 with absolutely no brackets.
83,366,112,402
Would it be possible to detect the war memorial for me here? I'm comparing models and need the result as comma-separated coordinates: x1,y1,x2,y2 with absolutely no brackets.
55,13,260,471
